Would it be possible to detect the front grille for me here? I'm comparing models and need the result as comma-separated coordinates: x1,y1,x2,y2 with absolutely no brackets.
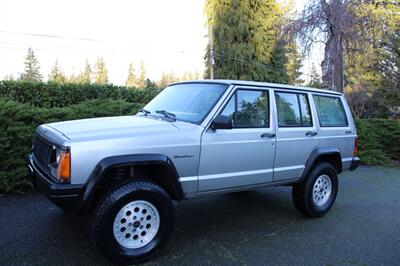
33,134,53,172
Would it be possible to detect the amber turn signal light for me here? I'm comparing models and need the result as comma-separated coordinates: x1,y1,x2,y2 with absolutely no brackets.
57,151,71,182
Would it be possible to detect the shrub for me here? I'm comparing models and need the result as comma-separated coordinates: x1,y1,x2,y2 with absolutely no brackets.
356,119,400,165
0,80,160,108
0,98,141,193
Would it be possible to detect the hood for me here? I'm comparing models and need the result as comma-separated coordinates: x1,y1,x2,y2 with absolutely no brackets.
46,115,185,142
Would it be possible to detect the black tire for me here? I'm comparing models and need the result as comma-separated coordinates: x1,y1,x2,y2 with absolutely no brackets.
292,162,338,217
93,181,175,265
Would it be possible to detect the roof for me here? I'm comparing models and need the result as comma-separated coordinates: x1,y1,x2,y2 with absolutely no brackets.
174,79,343,96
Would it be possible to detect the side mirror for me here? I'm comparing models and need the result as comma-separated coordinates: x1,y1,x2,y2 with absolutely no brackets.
211,115,232,130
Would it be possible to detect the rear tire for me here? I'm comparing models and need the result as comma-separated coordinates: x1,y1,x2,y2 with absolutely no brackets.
93,181,175,265
292,162,338,217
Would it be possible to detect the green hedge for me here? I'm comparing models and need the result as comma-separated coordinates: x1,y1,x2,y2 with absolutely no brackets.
0,80,160,108
0,98,142,193
356,119,400,165
0,81,159,193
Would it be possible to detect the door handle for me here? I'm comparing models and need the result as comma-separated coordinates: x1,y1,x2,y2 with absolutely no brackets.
306,131,318,136
345,131,352,134
261,133,275,138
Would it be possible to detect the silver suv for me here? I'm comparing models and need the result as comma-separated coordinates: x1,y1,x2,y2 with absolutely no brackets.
27,80,360,264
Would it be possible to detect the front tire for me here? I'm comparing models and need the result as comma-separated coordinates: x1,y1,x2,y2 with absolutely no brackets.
93,181,175,265
292,162,338,217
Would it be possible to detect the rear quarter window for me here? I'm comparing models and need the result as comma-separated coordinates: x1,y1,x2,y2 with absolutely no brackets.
313,95,348,127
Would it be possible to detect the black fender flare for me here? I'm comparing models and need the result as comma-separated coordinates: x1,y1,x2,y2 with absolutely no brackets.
77,154,184,212
299,148,342,182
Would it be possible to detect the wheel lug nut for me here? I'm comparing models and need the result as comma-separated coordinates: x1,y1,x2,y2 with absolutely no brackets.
133,216,136,220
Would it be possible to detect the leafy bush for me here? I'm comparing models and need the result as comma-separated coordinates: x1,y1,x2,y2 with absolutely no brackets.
0,80,160,108
356,119,400,165
0,98,141,193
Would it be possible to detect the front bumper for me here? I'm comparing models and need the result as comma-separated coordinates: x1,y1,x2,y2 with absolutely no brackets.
350,156,361,171
26,153,83,210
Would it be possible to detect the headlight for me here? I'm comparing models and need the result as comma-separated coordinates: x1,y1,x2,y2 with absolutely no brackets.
56,149,62,164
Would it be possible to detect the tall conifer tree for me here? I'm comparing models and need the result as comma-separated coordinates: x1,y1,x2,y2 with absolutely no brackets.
21,47,42,81
78,59,92,83
125,63,137,87
137,61,147,88
93,57,108,84
48,59,66,83
307,63,323,88
204,0,283,82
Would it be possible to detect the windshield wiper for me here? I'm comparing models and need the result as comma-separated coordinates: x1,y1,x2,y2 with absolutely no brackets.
155,110,176,120
139,108,151,116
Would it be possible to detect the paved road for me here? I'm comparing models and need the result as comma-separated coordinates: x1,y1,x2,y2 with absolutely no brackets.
1,166,399,266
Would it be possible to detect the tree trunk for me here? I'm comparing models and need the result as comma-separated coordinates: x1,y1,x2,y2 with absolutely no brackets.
320,0,344,92
321,33,334,90
333,35,344,92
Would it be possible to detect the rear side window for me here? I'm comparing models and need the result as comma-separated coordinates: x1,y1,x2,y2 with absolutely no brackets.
275,92,312,127
220,89,269,128
313,95,348,127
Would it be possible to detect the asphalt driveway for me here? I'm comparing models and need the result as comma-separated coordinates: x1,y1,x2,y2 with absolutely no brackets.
0,166,399,266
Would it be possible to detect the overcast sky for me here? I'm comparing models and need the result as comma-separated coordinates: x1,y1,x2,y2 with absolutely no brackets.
0,0,310,85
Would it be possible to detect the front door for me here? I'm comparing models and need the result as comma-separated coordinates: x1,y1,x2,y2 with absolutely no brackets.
198,87,276,192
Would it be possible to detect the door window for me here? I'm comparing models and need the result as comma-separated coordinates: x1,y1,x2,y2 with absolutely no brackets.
313,95,348,127
275,92,312,127
220,89,269,128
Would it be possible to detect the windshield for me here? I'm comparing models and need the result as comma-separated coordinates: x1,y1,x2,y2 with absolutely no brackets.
142,83,228,124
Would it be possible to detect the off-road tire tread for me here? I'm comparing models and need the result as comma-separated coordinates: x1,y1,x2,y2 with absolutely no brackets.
292,162,338,218
93,181,174,265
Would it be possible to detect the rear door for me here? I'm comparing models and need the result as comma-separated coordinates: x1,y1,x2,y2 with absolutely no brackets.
198,86,276,192
273,90,320,181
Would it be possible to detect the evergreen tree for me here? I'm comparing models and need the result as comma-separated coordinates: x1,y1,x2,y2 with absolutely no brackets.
167,71,178,84
193,70,202,80
48,59,66,83
307,63,323,88
286,42,304,85
180,70,202,81
158,71,170,89
181,71,192,81
267,37,289,83
145,78,156,88
125,63,137,87
137,61,147,88
93,57,108,84
157,71,179,88
68,68,80,83
204,0,283,81
21,47,42,81
3,73,15,81
380,25,400,107
274,0,303,85
344,1,400,115
78,59,92,83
